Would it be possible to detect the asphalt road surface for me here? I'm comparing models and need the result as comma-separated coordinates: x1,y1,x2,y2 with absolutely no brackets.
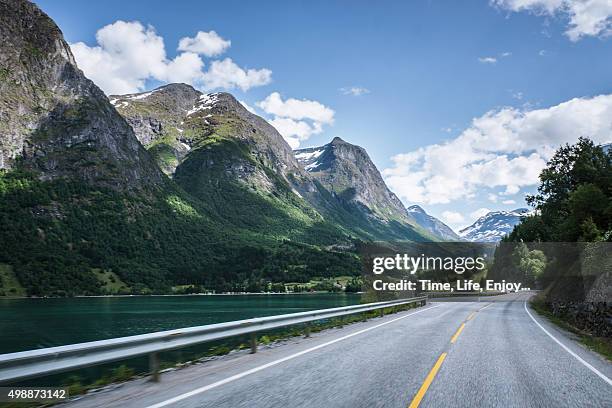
65,292,611,408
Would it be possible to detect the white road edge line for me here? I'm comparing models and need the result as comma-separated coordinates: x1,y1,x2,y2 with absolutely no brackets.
144,304,443,408
524,301,612,387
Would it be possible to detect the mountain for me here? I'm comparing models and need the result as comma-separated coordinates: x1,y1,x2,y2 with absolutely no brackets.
295,138,435,241
406,205,461,241
109,85,302,180
113,87,432,242
459,208,532,242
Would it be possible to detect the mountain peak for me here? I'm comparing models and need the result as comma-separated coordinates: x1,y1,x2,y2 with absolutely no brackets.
460,208,531,242
158,82,197,92
407,205,461,241
295,138,426,236
294,137,365,173
111,83,301,176
407,205,425,213
108,85,243,112
0,0,162,188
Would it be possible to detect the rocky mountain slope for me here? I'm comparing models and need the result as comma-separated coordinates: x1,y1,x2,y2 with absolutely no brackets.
295,138,409,221
295,138,436,241
406,205,461,241
459,208,532,242
0,0,163,190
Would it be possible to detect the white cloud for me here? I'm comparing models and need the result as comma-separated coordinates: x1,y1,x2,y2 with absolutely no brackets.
257,92,335,124
501,185,520,195
492,0,612,41
478,56,498,64
478,51,512,64
268,117,323,149
256,92,335,148
160,52,205,84
71,21,175,94
383,94,612,205
488,193,499,202
178,31,231,56
201,58,272,91
502,199,517,204
479,52,511,64
470,208,492,220
70,21,271,95
340,86,370,96
441,211,465,225
539,49,548,56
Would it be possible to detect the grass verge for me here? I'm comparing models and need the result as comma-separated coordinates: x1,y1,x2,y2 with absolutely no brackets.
530,298,611,361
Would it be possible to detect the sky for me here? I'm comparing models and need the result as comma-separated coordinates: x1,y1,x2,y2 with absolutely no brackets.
36,0,612,231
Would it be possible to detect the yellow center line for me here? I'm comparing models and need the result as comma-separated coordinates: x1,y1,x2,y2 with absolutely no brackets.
406,303,493,407
408,353,447,408
450,323,465,344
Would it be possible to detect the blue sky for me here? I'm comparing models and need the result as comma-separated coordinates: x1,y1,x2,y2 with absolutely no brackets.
36,0,612,231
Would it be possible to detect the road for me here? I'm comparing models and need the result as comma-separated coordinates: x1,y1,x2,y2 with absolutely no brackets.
66,292,611,408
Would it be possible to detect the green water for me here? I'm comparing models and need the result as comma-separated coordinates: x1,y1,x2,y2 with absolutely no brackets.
0,294,361,354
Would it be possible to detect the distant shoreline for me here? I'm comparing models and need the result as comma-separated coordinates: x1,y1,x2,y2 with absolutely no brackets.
0,291,363,300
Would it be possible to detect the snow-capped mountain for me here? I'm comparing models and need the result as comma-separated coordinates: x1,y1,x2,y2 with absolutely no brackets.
459,208,532,242
295,137,429,240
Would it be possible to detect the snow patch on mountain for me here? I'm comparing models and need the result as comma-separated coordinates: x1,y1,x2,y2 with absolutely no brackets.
185,93,222,116
459,208,532,242
126,90,156,100
294,146,326,172
295,149,324,162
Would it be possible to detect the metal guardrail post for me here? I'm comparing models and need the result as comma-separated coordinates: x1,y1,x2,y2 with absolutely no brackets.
149,352,160,382
379,308,384,317
250,333,257,354
305,326,311,338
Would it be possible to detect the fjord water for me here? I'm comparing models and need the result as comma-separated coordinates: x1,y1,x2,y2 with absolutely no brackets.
0,294,361,354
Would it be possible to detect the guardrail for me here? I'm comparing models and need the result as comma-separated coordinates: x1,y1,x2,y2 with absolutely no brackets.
0,296,427,384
